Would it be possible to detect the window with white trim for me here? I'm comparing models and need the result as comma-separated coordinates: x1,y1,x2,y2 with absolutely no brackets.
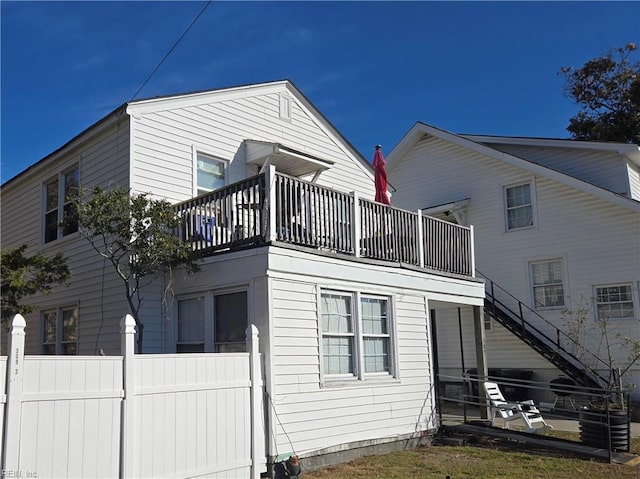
42,306,78,355
595,284,635,321
176,290,247,353
196,153,226,196
504,182,534,231
320,290,394,380
44,164,79,243
530,259,565,308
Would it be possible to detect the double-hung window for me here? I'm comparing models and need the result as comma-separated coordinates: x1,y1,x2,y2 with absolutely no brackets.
530,259,565,308
176,290,248,353
42,306,78,354
594,284,635,321
196,153,226,196
320,290,394,381
44,164,79,243
504,182,534,231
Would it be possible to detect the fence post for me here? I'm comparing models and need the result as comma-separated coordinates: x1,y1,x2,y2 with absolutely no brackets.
120,314,137,479
351,192,361,257
416,210,425,268
2,314,26,472
265,165,277,243
246,324,264,479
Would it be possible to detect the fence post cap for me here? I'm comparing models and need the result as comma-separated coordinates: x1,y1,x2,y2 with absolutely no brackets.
120,314,137,334
10,314,26,330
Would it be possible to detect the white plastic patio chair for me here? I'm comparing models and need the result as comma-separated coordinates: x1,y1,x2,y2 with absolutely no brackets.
483,381,553,434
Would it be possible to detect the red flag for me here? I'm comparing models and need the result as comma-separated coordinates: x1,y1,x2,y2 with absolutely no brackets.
373,145,390,205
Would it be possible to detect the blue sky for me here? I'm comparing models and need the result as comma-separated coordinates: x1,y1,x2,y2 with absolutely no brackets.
2,1,638,183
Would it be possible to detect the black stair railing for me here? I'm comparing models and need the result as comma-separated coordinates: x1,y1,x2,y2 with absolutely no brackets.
477,270,609,389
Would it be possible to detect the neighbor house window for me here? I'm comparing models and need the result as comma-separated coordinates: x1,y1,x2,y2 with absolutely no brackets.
42,306,78,355
176,290,248,353
320,291,394,381
196,153,226,196
43,164,79,243
504,182,534,230
530,259,565,308
595,285,635,321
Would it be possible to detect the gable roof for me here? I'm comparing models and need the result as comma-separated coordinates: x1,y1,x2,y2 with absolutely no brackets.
386,122,640,213
3,80,374,188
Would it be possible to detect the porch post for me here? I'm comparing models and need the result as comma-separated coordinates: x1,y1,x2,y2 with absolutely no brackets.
265,164,277,243
2,314,26,472
351,191,361,257
417,210,425,268
473,306,490,419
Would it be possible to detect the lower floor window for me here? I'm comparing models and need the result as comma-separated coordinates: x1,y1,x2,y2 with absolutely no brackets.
595,284,635,321
42,306,78,355
320,290,394,380
176,290,248,353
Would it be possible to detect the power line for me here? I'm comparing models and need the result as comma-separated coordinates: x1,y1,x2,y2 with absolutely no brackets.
130,1,213,101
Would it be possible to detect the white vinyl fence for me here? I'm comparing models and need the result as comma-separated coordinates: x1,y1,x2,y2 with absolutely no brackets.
0,314,266,479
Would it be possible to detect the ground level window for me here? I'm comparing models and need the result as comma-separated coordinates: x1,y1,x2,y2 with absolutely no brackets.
320,290,394,381
176,290,248,353
530,259,564,308
595,284,635,321
42,306,78,355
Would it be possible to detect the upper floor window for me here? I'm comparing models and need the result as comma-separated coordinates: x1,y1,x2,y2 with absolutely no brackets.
43,164,79,243
320,290,395,382
196,153,226,196
42,306,78,355
504,182,534,231
595,284,635,321
176,290,247,353
530,259,565,308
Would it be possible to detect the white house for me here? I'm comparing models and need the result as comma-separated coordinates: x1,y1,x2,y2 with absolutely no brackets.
386,121,640,409
0,83,486,472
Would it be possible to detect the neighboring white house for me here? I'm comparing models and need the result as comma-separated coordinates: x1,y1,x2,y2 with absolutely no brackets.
386,121,640,407
0,84,485,471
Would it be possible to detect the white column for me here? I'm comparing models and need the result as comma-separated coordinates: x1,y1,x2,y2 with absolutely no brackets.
120,314,137,478
417,210,425,268
246,324,265,479
351,192,361,257
265,165,277,243
2,315,26,472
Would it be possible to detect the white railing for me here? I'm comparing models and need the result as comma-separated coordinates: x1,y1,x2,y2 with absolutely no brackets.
175,166,474,277
1,315,266,479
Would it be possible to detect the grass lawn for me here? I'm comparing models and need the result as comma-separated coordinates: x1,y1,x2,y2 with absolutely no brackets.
301,434,640,479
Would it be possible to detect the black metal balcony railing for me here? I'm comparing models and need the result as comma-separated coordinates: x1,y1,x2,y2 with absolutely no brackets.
174,169,475,277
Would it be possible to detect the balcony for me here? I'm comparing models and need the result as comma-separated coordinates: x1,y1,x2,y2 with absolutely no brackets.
174,167,475,277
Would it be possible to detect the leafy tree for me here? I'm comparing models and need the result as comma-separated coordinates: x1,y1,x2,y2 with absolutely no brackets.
560,43,640,144
76,186,200,352
1,245,70,322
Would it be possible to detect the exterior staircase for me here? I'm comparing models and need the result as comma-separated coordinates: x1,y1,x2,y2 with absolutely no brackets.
478,271,609,390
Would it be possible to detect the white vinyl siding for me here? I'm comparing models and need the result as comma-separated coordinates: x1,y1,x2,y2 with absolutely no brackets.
594,284,635,321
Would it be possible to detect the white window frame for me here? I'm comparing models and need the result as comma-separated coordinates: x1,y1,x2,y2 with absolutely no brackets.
503,180,536,232
319,289,397,385
192,146,228,197
43,163,80,243
529,258,566,309
41,305,78,355
174,287,248,353
593,283,637,321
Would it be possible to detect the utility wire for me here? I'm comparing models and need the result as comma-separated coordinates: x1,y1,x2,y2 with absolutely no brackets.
130,1,213,101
